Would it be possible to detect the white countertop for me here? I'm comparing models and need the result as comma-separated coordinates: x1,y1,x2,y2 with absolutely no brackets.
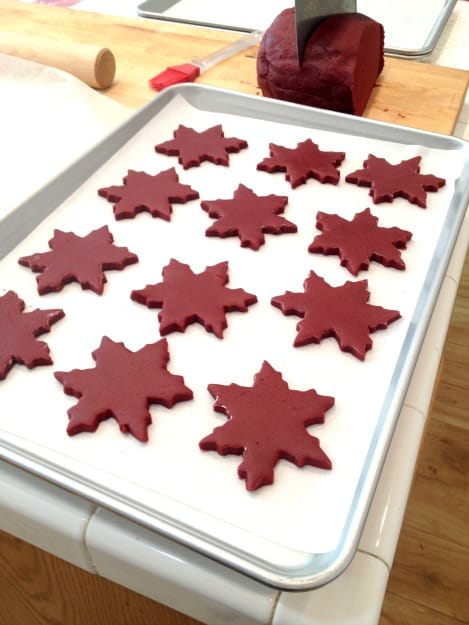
1,2,468,623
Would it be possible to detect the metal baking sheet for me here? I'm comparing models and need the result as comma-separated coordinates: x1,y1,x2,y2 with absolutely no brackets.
360,0,457,58
137,0,457,58
0,85,468,590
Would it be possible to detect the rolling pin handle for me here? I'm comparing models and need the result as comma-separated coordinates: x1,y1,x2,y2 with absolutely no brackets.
94,47,116,89
0,33,116,89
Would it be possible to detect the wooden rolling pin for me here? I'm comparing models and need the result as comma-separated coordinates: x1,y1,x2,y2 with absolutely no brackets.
0,32,116,88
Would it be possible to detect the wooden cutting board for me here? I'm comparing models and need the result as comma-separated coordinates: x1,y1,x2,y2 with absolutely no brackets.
0,0,468,135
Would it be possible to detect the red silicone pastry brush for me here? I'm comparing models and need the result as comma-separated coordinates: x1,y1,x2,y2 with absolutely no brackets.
149,30,262,91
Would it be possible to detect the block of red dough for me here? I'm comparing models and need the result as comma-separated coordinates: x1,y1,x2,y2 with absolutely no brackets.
257,9,384,115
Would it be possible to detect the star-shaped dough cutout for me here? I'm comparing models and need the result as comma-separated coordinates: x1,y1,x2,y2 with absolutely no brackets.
98,168,199,220
55,337,193,442
200,361,334,491
271,270,401,359
345,155,446,207
308,208,413,274
0,290,64,380
154,124,248,169
257,139,346,187
201,184,295,250
18,225,138,295
131,259,257,338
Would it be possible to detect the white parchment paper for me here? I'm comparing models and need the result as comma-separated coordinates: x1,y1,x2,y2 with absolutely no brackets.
0,53,129,214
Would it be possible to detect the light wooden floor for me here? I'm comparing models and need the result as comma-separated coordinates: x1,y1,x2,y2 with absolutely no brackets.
380,250,469,625
0,252,467,625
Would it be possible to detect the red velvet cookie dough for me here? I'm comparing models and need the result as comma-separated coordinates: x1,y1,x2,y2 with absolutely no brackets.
257,140,345,187
272,270,401,360
98,168,199,220
18,225,138,295
257,9,384,115
201,184,295,250
131,259,257,338
155,124,248,169
309,208,413,274
0,290,64,380
345,155,446,207
55,337,193,442
200,361,334,491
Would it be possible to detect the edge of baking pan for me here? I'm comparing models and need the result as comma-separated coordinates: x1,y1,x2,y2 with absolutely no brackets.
383,0,457,58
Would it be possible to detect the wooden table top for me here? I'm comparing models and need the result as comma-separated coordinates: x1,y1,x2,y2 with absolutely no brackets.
0,0,468,135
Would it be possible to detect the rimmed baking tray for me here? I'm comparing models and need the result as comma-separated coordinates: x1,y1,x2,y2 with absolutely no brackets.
360,0,458,58
0,84,468,590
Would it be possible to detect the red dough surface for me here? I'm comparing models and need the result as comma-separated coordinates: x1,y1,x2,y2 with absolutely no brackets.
201,183,295,249
257,9,384,115
18,226,138,295
55,337,193,442
309,208,413,274
271,271,401,360
257,140,345,187
155,124,248,169
131,259,257,338
98,168,199,220
345,155,446,207
200,361,334,491
0,290,64,380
